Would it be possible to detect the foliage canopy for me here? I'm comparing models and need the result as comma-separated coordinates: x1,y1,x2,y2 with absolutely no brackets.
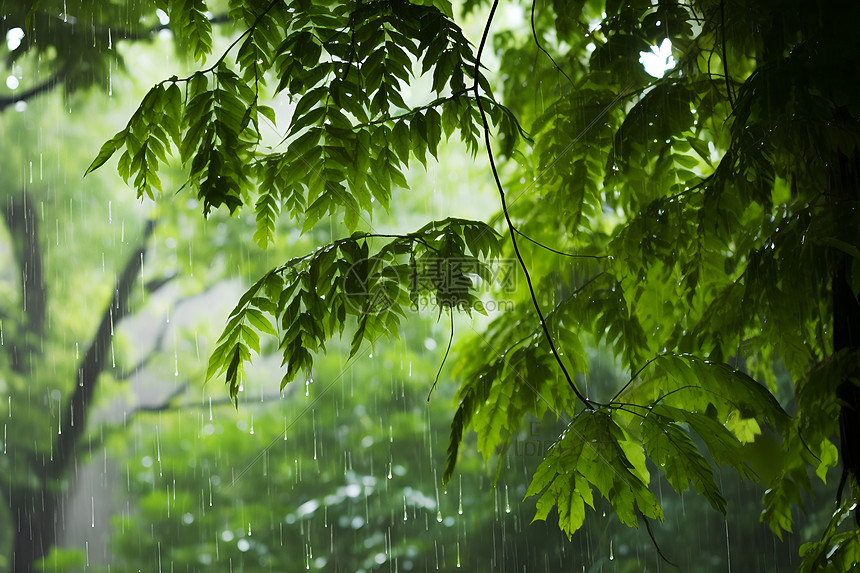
82,0,860,569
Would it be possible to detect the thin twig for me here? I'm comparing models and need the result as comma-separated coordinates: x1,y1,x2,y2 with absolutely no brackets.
472,0,594,409
640,508,679,567
513,226,610,259
427,309,455,401
530,0,574,87
609,354,663,405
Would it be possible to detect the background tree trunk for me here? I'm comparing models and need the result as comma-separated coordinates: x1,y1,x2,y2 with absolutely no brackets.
830,151,860,503
2,200,154,572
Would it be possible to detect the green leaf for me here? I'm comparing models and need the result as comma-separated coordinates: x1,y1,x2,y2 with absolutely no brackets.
642,412,727,513
527,410,661,536
225,344,245,399
245,308,278,337
85,129,127,175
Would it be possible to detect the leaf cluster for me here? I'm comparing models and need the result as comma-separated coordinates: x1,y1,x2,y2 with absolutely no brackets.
207,218,501,402
449,0,860,554
88,0,523,246
90,0,860,566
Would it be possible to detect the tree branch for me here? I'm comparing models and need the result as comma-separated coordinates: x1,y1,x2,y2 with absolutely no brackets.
0,69,66,112
111,273,179,381
48,220,156,479
0,13,232,113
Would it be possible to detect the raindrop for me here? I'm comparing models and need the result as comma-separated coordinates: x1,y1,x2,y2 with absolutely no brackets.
5,76,18,90
458,476,463,515
155,425,162,462
434,469,443,522
504,484,511,513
